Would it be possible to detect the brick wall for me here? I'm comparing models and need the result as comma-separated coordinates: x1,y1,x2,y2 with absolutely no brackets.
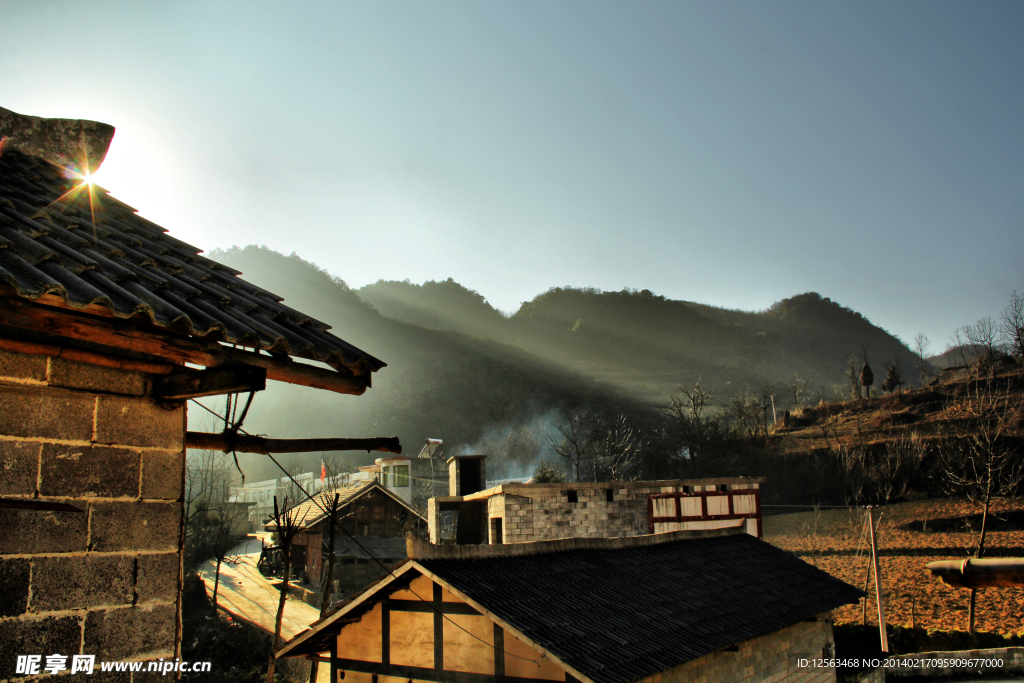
639,614,837,683
500,482,756,544
0,349,184,677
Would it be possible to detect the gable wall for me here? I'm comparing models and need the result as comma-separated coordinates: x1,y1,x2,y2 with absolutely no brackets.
638,614,836,683
333,573,567,683
307,489,423,594
0,349,185,674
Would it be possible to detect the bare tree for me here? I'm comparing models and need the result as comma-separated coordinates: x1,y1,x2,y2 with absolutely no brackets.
204,504,251,605
816,415,870,506
266,496,304,683
1000,290,1024,364
913,333,932,386
789,373,810,409
321,455,359,491
844,350,863,399
937,384,1024,632
729,391,764,441
666,381,714,460
184,449,239,571
947,326,973,370
760,380,777,433
548,409,599,482
875,430,924,503
596,413,644,481
964,317,1001,370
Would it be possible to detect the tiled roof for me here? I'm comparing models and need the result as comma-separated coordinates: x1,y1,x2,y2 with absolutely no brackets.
265,481,424,531
418,533,864,683
0,146,384,375
332,535,407,560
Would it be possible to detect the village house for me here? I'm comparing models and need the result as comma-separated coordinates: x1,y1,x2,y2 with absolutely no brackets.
265,480,426,600
275,528,864,683
430,455,765,545
0,106,395,672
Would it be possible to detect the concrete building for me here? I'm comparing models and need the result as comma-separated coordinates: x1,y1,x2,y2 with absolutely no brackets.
0,106,390,673
428,455,765,545
359,441,448,510
275,528,864,683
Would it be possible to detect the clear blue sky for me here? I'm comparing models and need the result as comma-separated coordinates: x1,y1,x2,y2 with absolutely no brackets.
3,0,1021,351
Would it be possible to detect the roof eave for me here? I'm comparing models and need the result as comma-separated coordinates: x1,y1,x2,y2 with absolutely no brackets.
0,293,369,396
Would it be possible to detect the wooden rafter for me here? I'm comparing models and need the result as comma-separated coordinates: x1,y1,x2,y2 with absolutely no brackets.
0,336,176,375
155,365,267,400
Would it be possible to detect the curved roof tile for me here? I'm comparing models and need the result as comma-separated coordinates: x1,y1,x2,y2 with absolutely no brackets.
0,147,385,375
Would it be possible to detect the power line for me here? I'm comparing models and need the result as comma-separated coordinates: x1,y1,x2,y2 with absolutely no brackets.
188,399,543,666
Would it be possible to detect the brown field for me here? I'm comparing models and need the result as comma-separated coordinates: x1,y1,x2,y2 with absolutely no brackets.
763,497,1024,635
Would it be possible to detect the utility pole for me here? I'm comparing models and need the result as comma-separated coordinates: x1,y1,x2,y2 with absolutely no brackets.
867,506,889,652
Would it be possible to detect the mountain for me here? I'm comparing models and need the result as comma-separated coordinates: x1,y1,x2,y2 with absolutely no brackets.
359,281,922,402
205,246,922,484
204,246,637,483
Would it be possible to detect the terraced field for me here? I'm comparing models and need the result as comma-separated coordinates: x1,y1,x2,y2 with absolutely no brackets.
763,498,1024,634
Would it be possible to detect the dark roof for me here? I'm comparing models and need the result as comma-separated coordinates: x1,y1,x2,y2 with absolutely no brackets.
264,481,424,531
333,535,407,560
418,533,863,683
0,146,384,375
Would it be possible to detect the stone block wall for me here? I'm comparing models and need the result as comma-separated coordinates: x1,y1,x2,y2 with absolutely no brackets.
500,487,643,543
495,481,762,544
0,349,184,677
639,614,836,683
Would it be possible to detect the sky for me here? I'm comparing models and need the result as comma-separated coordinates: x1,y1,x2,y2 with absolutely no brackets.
2,0,1021,351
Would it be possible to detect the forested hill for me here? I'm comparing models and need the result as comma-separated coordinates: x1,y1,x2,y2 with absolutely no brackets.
207,246,920,481
204,246,638,482
359,280,921,401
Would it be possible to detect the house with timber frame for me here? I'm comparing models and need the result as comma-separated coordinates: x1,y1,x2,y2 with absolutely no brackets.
0,106,397,670
266,480,426,599
275,528,864,683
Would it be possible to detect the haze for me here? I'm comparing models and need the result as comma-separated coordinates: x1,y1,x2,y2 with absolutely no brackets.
2,0,1021,347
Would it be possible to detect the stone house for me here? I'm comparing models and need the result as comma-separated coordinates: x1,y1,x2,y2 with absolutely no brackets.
275,528,864,683
265,481,425,599
0,107,390,672
429,455,765,545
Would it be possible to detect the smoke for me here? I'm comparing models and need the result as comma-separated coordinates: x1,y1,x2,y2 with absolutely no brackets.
451,410,565,481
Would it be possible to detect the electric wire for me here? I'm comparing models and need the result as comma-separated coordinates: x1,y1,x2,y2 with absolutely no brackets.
188,399,545,666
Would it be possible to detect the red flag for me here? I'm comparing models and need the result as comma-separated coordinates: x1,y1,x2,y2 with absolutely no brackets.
320,460,326,482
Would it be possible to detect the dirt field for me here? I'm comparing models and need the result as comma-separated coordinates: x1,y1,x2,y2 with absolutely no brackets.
763,497,1024,635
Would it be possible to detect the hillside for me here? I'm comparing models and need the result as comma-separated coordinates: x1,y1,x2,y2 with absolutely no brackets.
204,246,645,482
359,281,923,402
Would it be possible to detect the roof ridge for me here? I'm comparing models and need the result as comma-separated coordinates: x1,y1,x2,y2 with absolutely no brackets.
0,106,114,174
406,526,745,560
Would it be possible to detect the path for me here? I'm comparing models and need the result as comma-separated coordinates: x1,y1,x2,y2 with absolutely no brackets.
197,536,323,641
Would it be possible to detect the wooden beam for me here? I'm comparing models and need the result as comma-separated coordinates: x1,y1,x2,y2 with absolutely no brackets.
0,336,176,375
186,432,402,455
155,365,267,400
0,295,368,395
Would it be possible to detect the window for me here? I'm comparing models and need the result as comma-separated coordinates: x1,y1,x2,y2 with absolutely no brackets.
606,488,614,502
393,465,409,487
567,489,578,503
